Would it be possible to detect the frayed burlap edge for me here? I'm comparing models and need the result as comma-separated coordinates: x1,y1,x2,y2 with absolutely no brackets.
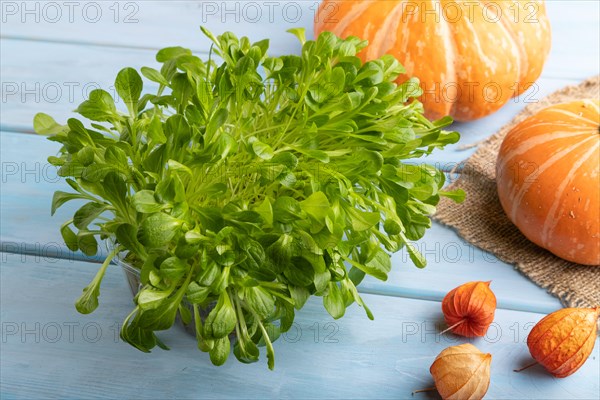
434,76,600,309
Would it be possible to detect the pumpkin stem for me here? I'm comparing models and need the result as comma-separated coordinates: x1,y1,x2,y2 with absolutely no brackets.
412,387,436,396
514,361,538,373
440,319,465,335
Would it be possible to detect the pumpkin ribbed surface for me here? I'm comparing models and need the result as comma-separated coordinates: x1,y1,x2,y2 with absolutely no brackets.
315,0,551,121
496,100,600,265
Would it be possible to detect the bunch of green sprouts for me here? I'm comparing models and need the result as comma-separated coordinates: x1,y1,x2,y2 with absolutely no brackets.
35,27,463,369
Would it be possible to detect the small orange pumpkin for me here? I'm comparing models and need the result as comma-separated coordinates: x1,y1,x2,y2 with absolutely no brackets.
496,100,600,265
314,0,551,121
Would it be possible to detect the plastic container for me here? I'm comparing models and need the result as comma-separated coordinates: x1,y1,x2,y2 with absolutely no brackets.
114,255,144,297
114,254,211,336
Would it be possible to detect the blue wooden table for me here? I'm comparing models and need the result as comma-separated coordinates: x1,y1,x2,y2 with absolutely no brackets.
1,1,599,398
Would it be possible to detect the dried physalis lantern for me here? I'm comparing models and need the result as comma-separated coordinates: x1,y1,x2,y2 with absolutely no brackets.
516,307,600,378
441,281,497,337
414,343,492,400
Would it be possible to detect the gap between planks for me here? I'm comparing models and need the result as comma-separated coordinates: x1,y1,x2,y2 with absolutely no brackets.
0,250,555,315
0,33,206,54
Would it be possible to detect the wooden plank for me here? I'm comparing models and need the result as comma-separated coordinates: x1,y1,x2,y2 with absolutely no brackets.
1,255,597,399
0,38,583,168
1,0,597,80
0,1,312,54
1,131,105,263
542,0,600,79
361,222,563,314
0,39,159,133
0,130,562,312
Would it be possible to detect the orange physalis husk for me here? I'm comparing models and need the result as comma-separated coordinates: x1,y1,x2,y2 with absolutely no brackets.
525,307,600,378
441,281,497,337
429,343,492,400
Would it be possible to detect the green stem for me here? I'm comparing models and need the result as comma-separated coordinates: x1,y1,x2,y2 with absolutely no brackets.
256,318,275,370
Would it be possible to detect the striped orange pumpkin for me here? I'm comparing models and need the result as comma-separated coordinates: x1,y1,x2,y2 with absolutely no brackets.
496,100,600,265
314,1,551,121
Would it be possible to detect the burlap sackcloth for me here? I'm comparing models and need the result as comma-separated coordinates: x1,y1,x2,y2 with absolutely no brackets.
434,76,600,308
